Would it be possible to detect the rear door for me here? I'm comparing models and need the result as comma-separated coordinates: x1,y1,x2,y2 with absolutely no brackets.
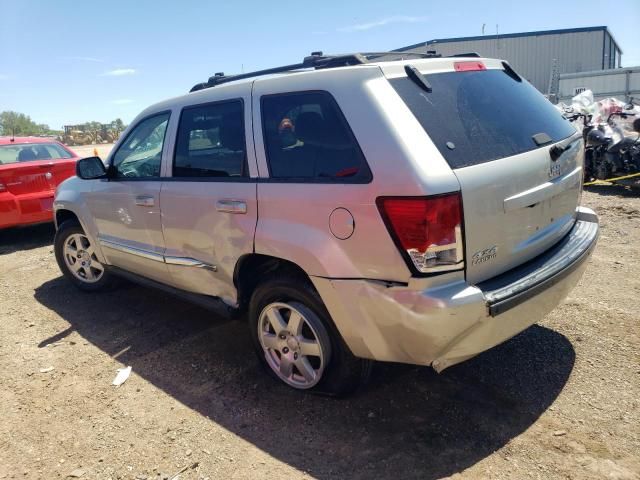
387,60,581,283
0,160,54,196
159,87,258,306
44,143,78,190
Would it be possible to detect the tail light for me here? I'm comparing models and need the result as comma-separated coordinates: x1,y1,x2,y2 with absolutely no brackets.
377,193,464,274
0,182,6,192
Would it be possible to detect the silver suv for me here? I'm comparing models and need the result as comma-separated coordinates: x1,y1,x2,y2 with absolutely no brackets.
53,52,599,395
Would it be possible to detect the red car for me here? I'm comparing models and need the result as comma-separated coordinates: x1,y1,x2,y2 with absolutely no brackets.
0,137,80,229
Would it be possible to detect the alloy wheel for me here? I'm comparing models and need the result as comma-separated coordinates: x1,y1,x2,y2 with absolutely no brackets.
258,302,327,389
63,233,104,283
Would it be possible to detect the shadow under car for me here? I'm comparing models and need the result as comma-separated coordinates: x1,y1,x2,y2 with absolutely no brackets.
34,276,575,480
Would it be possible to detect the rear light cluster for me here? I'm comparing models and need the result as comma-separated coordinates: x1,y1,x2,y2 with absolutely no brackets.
377,193,464,274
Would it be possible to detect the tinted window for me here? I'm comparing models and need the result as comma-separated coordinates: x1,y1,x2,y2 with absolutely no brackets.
261,91,370,181
0,143,73,164
112,113,169,178
390,69,576,169
174,100,247,178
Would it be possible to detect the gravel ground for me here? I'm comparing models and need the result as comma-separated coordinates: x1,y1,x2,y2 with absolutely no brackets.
67,144,114,159
0,188,638,480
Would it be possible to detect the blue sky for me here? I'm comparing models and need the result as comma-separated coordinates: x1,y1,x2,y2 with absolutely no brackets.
1,0,639,129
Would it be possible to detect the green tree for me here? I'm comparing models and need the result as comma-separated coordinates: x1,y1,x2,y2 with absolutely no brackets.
0,111,40,136
111,118,125,134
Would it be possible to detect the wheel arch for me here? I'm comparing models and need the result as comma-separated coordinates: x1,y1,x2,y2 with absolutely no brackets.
53,205,106,264
234,253,314,312
55,209,80,229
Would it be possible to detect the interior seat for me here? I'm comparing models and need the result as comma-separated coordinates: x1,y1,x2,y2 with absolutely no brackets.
17,148,37,162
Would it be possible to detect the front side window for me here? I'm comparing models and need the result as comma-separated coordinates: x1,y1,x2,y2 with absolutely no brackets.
112,113,170,178
0,143,73,164
261,91,371,182
173,100,247,178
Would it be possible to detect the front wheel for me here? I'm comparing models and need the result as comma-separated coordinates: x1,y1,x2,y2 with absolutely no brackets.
248,275,372,396
54,221,115,291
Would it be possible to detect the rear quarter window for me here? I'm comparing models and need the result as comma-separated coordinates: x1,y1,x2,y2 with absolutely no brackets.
390,69,576,168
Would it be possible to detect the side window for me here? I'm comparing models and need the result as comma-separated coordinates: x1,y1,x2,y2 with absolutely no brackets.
261,91,371,182
173,100,247,178
111,113,170,178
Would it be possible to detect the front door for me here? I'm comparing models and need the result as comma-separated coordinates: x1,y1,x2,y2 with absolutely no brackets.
159,93,258,306
86,112,171,283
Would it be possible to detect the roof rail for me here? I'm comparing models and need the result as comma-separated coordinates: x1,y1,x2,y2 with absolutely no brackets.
189,51,441,92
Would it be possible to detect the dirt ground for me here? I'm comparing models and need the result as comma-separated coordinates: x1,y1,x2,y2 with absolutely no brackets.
0,187,638,480
67,144,114,160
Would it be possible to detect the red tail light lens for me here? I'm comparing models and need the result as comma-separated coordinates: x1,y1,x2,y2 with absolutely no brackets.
377,193,464,274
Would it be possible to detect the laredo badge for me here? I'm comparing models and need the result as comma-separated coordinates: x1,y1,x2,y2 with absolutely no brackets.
472,245,498,265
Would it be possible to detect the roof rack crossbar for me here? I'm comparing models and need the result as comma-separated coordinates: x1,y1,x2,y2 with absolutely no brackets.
190,50,442,92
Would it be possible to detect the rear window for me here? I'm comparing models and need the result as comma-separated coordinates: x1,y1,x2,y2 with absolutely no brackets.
0,143,73,165
390,68,576,168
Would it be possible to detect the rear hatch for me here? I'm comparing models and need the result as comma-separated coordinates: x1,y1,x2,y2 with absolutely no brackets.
385,59,581,283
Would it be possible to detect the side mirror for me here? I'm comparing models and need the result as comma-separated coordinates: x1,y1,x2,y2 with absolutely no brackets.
633,118,640,133
76,156,107,179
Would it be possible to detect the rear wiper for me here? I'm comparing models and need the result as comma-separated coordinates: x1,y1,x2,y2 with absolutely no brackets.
404,65,432,93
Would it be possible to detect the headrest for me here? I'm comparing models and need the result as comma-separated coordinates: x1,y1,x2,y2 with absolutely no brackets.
295,112,326,145
18,148,37,161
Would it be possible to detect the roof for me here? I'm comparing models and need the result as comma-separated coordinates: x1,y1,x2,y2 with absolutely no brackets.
0,136,61,145
395,26,621,52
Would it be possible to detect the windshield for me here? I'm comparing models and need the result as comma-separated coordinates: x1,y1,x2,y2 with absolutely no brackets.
390,68,576,168
0,143,74,165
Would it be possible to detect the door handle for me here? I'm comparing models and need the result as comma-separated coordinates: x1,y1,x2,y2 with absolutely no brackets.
216,199,247,214
135,195,155,207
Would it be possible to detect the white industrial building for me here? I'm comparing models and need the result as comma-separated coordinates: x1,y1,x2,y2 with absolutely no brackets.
558,67,640,103
394,26,624,98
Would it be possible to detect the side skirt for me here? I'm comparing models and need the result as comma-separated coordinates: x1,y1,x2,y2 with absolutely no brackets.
108,266,237,320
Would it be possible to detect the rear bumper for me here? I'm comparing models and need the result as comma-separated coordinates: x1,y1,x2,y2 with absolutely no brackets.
0,191,55,229
312,206,599,371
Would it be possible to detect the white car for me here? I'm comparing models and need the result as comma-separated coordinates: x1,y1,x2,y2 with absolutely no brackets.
53,52,599,395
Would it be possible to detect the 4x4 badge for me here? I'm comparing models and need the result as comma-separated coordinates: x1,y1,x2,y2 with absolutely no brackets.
549,162,562,179
472,246,497,265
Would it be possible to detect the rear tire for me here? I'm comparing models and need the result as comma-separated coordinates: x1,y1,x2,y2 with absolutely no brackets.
54,220,115,292
248,274,372,396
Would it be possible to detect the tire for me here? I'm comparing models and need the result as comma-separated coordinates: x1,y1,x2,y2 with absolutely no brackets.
248,274,372,396
54,220,115,292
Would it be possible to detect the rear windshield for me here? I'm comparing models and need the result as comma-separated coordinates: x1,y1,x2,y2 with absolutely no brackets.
0,143,73,165
390,68,576,169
